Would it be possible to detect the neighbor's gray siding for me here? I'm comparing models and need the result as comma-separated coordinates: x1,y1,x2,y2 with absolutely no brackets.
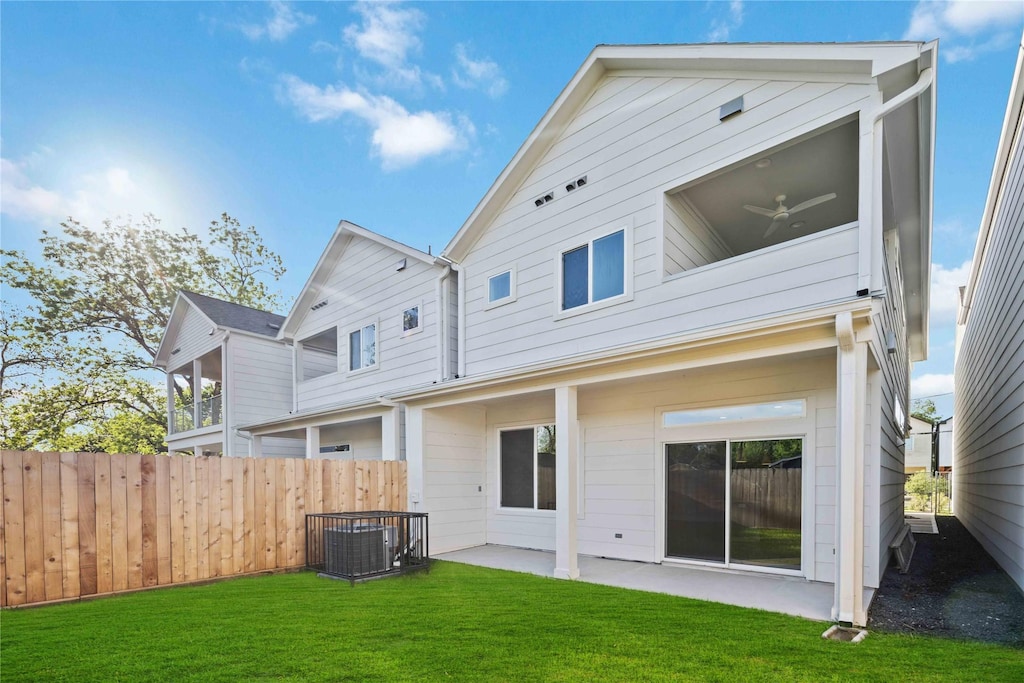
954,104,1024,592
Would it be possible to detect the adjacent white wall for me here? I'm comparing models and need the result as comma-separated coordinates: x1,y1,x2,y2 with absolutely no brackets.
227,334,301,458
422,405,487,553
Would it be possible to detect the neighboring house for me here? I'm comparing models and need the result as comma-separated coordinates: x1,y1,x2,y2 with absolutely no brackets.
158,42,937,626
954,39,1024,593
154,290,300,458
905,415,933,473
936,416,953,473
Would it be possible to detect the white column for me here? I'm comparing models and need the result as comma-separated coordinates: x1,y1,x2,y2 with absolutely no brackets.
192,358,203,428
250,435,263,458
406,406,424,512
554,385,579,580
166,372,176,434
305,426,320,460
835,312,867,625
381,409,400,461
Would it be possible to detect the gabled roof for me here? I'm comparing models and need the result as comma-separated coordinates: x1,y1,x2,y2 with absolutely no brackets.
278,220,442,339
179,291,285,337
441,41,932,263
153,291,285,369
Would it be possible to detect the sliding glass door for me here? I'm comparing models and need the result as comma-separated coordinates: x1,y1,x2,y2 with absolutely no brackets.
666,438,802,571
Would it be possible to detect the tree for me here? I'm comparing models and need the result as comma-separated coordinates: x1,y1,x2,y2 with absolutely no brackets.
911,398,940,424
1,213,285,452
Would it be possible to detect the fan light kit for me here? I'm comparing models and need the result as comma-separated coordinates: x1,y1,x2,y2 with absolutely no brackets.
744,192,837,238
790,221,806,229
755,158,772,168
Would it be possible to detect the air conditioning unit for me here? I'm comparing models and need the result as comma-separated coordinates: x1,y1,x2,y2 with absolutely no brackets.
323,524,394,577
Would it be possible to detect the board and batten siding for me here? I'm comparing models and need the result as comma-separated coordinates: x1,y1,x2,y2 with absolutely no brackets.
292,235,444,410
422,405,486,554
226,334,303,459
954,97,1024,592
458,73,872,378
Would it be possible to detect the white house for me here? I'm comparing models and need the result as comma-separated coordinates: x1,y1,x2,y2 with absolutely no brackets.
906,415,933,473
158,42,937,626
954,38,1024,594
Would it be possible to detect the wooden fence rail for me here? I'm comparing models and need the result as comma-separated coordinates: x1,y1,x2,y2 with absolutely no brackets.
0,452,407,607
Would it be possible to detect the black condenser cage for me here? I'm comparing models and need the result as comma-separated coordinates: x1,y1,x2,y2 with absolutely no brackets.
306,511,429,583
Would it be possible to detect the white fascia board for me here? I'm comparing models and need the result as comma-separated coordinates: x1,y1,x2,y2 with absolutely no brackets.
392,299,875,405
153,292,217,369
238,396,389,433
960,38,1024,325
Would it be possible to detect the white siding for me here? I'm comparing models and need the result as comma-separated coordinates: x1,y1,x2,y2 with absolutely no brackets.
167,306,220,373
954,102,1024,592
319,420,383,461
423,405,487,553
663,192,732,275
460,72,871,377
292,235,444,409
227,334,302,458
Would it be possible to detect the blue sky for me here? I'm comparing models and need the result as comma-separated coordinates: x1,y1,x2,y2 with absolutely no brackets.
3,1,1023,417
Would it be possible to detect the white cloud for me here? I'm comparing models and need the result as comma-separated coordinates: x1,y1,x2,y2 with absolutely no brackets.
903,1,1022,63
930,259,972,327
707,1,744,42
452,44,508,98
278,75,470,169
911,373,955,398
238,1,315,42
342,1,441,89
1,154,153,227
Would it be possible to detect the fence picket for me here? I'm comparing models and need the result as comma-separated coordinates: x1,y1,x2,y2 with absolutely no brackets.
94,455,113,595
3,452,27,606
109,454,128,592
156,455,172,585
125,455,143,589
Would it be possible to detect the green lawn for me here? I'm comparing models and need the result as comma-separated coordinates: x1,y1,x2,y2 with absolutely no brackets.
2,562,1021,682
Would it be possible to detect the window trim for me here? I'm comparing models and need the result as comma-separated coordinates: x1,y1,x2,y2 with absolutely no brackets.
401,301,423,337
484,267,517,310
346,319,379,375
554,224,633,320
496,424,557,513
298,325,340,382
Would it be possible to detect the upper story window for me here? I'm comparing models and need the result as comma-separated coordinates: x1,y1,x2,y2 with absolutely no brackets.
560,228,626,311
348,322,377,372
486,269,516,308
402,304,421,336
300,327,338,380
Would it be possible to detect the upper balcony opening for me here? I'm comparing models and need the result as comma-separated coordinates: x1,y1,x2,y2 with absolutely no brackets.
170,347,223,434
663,118,859,277
300,327,339,381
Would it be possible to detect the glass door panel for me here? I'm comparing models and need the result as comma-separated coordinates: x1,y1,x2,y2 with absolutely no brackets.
665,441,726,562
729,439,802,570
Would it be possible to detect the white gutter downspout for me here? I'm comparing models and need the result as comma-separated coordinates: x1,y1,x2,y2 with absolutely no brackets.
862,66,934,295
442,260,466,378
435,264,451,382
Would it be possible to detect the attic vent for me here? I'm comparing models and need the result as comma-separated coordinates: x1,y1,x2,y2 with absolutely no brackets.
171,347,181,355
565,175,588,192
719,96,744,121
311,300,328,311
534,192,555,208
267,323,281,331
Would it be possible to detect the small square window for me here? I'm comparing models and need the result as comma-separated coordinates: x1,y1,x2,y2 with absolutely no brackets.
486,269,516,309
348,323,377,372
402,305,421,335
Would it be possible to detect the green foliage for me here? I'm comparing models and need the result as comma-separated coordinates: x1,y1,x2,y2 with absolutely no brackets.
911,398,940,424
3,565,1022,682
905,471,950,513
1,213,284,452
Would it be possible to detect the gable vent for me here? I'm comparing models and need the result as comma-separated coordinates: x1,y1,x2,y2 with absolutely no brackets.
719,96,743,121
533,192,555,208
311,300,328,311
565,175,588,192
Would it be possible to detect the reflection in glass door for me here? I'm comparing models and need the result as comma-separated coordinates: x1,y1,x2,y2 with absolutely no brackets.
666,438,802,571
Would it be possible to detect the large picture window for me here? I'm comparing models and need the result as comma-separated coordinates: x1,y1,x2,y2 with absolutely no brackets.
561,229,626,310
348,323,376,372
500,426,556,510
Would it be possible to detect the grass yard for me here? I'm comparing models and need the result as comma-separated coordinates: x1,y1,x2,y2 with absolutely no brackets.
2,561,1021,682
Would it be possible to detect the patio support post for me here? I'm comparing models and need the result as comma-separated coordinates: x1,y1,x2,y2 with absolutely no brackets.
306,426,320,459
835,312,867,625
554,385,579,580
406,406,424,512
381,409,400,461
192,359,203,428
166,372,175,433
250,435,263,458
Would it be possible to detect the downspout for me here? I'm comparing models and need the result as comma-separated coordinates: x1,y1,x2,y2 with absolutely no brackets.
863,66,934,295
438,256,465,379
434,264,451,382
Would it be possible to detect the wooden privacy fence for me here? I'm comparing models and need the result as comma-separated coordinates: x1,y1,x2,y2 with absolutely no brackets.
0,451,407,608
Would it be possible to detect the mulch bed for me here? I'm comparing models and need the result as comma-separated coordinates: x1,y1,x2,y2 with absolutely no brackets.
868,515,1024,647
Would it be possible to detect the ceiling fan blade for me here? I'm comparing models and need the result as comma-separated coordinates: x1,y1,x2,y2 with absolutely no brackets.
763,217,785,239
788,193,836,214
743,204,778,218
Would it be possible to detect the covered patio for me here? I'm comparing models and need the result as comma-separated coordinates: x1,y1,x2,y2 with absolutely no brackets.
437,544,841,622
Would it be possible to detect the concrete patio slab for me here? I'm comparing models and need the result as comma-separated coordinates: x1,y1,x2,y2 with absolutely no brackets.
436,545,841,622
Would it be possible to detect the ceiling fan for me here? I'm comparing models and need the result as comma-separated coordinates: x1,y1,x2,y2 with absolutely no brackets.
743,192,837,239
